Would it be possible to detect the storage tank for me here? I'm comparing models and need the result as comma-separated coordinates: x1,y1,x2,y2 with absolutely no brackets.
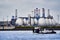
16,18,23,25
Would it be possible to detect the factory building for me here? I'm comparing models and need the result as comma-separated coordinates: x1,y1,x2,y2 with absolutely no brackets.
10,8,59,26
0,21,10,26
0,8,58,27
10,16,16,26
15,8,57,26
10,9,17,26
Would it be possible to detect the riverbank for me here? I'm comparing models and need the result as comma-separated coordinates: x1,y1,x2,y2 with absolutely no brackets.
0,26,60,31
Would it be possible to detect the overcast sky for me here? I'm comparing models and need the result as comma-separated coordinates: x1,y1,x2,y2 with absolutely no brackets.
0,0,60,22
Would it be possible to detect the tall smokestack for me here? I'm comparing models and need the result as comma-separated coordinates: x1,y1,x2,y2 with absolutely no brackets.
15,9,17,19
48,9,50,16
42,8,45,18
28,14,31,26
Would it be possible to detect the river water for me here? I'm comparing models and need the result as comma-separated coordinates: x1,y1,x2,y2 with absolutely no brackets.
0,30,60,40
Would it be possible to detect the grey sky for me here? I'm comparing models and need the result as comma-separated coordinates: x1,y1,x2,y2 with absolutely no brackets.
0,0,60,22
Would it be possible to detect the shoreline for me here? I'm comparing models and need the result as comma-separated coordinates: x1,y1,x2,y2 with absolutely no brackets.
0,26,60,31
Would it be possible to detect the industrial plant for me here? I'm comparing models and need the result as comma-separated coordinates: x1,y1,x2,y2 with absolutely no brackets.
0,8,59,30
11,8,58,26
0,8,59,26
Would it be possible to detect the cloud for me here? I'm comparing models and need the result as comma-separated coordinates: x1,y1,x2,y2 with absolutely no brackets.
0,0,60,23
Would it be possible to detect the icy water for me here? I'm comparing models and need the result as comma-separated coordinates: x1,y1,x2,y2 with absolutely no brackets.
0,31,60,40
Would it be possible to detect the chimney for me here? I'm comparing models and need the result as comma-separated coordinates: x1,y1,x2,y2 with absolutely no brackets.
48,9,50,16
42,8,45,18
15,9,17,19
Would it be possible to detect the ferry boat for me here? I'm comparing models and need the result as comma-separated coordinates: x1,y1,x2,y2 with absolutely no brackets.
33,27,56,34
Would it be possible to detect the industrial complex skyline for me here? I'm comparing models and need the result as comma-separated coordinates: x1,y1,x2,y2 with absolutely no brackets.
0,0,60,23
